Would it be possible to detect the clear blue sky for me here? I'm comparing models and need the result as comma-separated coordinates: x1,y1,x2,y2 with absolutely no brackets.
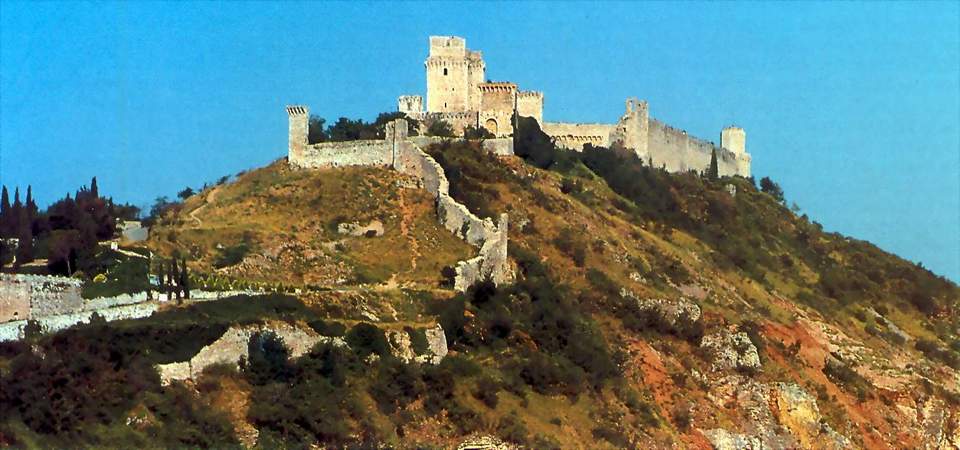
2,2,958,281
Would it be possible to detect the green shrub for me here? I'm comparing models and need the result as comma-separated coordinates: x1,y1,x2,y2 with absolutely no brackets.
345,323,389,359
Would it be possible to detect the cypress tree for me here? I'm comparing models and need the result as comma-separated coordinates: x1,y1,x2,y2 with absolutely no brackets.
14,211,32,266
0,186,9,237
171,258,181,302
708,148,719,181
90,177,99,199
180,257,190,299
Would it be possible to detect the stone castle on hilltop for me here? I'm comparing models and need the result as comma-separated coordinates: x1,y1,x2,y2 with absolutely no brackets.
397,36,751,177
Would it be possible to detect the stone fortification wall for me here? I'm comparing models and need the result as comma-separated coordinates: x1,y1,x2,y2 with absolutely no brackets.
156,322,337,382
0,274,83,321
394,130,512,290
292,140,392,169
410,111,478,136
542,122,615,150
517,91,544,124
285,116,512,290
647,119,742,176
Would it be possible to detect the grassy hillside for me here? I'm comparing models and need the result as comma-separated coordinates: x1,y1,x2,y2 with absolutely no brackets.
148,160,472,289
2,135,957,449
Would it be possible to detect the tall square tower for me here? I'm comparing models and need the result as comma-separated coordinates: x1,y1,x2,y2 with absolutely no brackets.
425,36,485,113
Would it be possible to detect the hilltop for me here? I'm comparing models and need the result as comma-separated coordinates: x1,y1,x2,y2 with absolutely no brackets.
1,122,958,449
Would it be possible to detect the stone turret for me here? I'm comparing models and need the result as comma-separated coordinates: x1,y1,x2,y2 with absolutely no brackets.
286,105,309,165
721,126,746,155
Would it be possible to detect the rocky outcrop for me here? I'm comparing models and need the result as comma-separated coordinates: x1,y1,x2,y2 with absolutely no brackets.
772,383,852,450
456,435,516,450
623,290,702,336
701,377,852,450
701,329,762,373
337,220,385,237
385,323,448,365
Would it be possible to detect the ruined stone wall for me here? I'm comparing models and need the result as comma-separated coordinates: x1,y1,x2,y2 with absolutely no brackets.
0,276,30,322
394,131,512,290
647,119,742,176
159,322,335,381
0,274,83,322
541,122,615,150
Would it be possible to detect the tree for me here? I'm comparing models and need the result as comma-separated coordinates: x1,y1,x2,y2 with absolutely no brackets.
464,125,495,140
0,186,9,238
707,149,719,181
47,230,80,275
14,212,33,267
179,257,190,299
177,187,195,200
171,258,181,303
308,115,328,144
759,177,785,203
0,239,12,269
426,120,455,138
90,177,99,199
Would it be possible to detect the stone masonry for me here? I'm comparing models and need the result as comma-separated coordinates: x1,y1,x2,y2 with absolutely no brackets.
286,115,512,291
398,36,752,177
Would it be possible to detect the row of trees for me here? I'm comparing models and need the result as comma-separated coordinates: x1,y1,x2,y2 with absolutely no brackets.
0,178,140,274
306,112,480,144
157,257,190,303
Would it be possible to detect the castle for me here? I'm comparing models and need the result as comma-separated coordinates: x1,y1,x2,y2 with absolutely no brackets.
397,36,752,177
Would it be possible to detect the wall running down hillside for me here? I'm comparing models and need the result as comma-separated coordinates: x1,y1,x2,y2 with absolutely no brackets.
286,111,512,290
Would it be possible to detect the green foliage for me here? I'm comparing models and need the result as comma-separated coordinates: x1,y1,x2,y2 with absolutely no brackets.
81,250,150,298
426,140,514,219
464,125,495,140
369,357,424,414
707,148,719,181
243,331,294,385
345,322,390,359
308,319,347,337
553,227,588,267
247,343,360,446
213,234,253,269
759,176,785,203
426,119,455,137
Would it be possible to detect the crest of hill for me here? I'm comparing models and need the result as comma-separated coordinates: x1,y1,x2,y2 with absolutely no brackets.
148,160,472,289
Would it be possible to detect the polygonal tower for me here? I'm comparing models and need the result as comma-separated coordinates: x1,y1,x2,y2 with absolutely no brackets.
425,36,485,113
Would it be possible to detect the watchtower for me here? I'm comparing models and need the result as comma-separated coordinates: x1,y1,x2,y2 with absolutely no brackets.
425,36,485,113
721,126,746,155
286,105,309,164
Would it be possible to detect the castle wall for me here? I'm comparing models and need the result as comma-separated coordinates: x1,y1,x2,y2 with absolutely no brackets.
394,129,511,289
411,111,478,136
647,119,742,176
517,91,544,124
542,122,615,150
0,274,84,322
292,141,392,168
398,95,423,114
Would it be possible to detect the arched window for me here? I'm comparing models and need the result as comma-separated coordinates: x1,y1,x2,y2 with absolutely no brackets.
484,118,498,136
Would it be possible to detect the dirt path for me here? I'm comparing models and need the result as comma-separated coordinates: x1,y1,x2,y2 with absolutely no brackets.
397,187,421,272
188,186,221,228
